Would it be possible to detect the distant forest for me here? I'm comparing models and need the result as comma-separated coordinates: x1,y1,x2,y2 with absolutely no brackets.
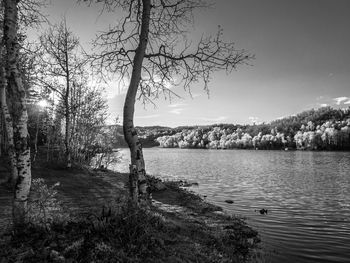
125,106,350,151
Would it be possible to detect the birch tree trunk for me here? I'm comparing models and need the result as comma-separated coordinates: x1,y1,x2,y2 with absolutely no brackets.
65,81,71,168
0,57,18,185
4,0,32,227
123,0,150,204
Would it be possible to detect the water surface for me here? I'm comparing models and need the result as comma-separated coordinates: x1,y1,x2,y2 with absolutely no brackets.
113,148,350,263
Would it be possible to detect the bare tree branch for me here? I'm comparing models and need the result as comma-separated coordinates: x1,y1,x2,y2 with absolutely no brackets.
86,0,253,203
90,0,253,101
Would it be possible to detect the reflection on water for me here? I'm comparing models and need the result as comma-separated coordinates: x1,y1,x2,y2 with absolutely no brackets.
113,148,350,263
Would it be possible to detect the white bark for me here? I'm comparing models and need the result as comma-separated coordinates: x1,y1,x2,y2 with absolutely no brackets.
65,80,71,168
4,0,32,227
0,47,18,185
123,0,151,203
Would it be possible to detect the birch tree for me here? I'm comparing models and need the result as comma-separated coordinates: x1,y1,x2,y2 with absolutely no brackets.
0,2,18,185
1,0,45,184
3,0,32,227
38,21,85,168
0,45,18,185
92,0,253,203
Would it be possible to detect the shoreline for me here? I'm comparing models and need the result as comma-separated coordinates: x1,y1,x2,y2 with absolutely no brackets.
115,146,350,152
0,163,262,262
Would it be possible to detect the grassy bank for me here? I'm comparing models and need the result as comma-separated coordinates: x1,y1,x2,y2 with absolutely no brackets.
0,160,261,262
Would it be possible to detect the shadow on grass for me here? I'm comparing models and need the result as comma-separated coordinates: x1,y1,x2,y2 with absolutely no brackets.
0,165,262,262
0,201,260,263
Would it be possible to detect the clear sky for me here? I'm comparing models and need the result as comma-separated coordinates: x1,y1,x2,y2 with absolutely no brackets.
32,0,350,127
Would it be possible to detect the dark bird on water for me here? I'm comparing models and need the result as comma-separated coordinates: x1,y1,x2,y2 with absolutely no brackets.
255,208,268,215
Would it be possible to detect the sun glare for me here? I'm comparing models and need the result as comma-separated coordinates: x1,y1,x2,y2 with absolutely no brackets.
37,99,49,108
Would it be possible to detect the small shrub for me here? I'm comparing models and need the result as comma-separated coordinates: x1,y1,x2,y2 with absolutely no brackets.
27,178,69,229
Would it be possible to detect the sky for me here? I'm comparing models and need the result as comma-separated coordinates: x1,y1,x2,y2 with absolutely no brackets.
31,0,350,127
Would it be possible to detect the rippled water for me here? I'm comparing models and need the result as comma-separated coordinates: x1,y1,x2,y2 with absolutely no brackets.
112,148,350,263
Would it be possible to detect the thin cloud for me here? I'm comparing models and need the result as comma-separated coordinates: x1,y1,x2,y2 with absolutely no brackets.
200,116,228,122
169,108,184,115
168,103,187,108
135,114,160,119
91,74,129,98
191,93,202,98
344,100,350,105
333,97,349,105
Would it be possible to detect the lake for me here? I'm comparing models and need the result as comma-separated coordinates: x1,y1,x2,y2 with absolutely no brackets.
112,148,350,263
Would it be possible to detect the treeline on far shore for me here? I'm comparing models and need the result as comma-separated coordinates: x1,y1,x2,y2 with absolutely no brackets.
138,106,350,151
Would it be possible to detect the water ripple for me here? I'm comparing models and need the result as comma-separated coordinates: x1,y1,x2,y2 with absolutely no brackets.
113,148,350,263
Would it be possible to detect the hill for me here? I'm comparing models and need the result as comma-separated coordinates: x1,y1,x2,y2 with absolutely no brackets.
130,106,350,151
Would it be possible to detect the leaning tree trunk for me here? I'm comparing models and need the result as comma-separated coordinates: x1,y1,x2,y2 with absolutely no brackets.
4,0,32,227
0,55,18,185
123,0,151,204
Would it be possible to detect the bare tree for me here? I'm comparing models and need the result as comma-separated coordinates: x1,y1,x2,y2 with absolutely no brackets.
17,0,47,27
69,75,109,165
91,0,253,203
37,20,86,168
